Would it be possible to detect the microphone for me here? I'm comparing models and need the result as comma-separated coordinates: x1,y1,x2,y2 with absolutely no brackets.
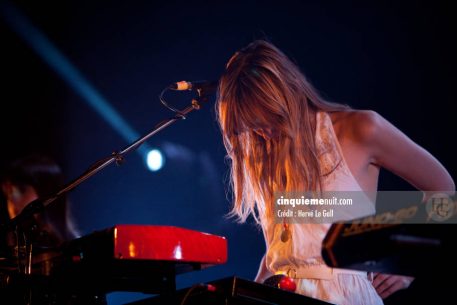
169,80,218,95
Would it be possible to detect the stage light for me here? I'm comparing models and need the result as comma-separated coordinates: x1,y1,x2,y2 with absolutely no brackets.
0,1,151,157
146,149,164,172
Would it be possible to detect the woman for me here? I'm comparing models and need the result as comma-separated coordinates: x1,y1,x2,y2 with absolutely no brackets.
216,40,454,305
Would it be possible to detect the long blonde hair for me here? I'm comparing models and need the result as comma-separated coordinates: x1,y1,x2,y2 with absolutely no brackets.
216,40,349,224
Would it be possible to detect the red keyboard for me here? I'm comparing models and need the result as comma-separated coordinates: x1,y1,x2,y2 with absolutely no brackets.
27,225,228,293
105,224,227,264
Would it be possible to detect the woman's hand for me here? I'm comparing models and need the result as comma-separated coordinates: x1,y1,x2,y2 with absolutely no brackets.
372,272,414,299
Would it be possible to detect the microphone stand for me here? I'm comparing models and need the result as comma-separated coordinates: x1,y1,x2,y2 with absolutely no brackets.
4,92,210,302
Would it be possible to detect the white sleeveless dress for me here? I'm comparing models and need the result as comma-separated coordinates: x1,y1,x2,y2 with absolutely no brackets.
262,111,383,305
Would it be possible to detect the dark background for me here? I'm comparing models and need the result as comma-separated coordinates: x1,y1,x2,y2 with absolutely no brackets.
1,0,456,304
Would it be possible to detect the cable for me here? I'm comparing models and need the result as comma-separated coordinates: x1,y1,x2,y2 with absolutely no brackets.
159,86,187,120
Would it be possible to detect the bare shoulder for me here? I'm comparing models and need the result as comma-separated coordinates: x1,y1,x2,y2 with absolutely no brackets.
329,109,455,192
328,109,382,144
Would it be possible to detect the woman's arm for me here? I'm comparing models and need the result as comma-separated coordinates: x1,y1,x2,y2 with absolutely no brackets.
359,110,455,193
254,253,273,283
357,110,454,299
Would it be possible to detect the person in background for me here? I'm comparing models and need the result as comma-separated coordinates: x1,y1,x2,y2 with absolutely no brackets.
0,153,80,248
0,153,86,304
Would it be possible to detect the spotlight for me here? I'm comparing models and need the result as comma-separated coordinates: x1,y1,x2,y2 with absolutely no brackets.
146,149,164,172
